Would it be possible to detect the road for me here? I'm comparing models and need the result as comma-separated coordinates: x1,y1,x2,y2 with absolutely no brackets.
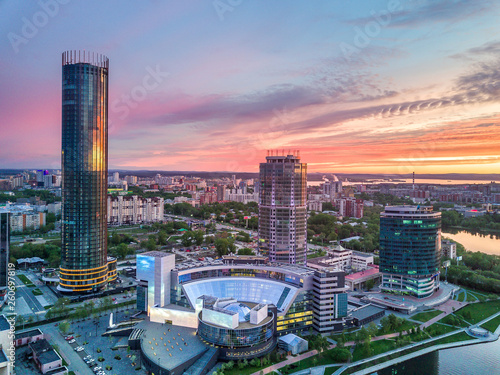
15,275,46,314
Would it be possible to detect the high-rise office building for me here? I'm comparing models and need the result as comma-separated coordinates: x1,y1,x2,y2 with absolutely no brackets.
258,153,307,264
0,209,9,288
379,206,441,298
59,50,115,293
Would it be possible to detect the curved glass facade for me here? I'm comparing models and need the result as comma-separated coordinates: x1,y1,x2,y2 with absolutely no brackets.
379,206,441,298
198,311,274,348
177,267,303,287
380,216,441,276
182,277,298,311
224,303,251,322
60,51,109,293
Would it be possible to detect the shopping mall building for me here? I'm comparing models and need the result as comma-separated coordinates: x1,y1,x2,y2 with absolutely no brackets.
135,251,350,367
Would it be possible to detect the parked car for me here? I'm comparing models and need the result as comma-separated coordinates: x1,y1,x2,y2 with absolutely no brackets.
75,346,84,352
68,339,76,344
64,336,74,341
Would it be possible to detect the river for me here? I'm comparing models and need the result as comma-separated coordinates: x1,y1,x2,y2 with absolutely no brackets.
307,178,497,187
377,338,500,374
442,230,500,256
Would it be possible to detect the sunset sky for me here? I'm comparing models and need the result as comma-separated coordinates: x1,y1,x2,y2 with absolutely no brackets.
1,0,500,174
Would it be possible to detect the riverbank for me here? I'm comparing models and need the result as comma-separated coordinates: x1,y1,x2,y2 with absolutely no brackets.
287,311,500,375
444,226,500,236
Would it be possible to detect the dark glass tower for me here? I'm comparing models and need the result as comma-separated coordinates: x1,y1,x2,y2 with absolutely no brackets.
379,206,441,298
0,210,9,288
258,153,307,264
59,51,109,293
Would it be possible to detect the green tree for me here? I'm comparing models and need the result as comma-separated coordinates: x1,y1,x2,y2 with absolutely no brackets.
59,321,70,335
193,230,205,246
237,248,255,255
181,231,194,247
157,230,168,246
214,238,229,256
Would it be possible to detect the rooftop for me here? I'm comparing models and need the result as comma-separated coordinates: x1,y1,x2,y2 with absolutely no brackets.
139,320,208,371
29,339,61,365
140,251,173,258
351,304,385,321
15,328,43,340
0,316,10,331
345,266,380,281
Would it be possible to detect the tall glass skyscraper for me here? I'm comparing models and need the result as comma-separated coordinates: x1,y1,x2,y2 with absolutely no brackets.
0,209,9,288
258,153,307,264
59,51,112,293
379,206,441,298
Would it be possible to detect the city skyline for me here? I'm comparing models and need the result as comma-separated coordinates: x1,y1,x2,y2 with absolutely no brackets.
2,1,500,174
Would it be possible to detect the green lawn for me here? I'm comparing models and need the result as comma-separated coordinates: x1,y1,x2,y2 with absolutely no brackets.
481,315,500,333
457,300,500,324
343,331,474,374
352,339,395,362
431,331,474,345
465,293,478,302
462,288,499,302
440,314,469,328
411,310,442,323
324,366,342,375
457,292,465,302
429,323,458,336
17,274,35,287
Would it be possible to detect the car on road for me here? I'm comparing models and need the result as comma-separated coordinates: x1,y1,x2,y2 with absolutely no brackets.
75,346,84,352
64,336,74,341
68,339,76,344
84,355,91,360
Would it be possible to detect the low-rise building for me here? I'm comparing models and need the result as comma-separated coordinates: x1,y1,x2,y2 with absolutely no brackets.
29,339,63,374
14,328,44,347
441,240,457,259
0,315,12,375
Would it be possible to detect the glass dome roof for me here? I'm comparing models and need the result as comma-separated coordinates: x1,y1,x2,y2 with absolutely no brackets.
224,303,251,322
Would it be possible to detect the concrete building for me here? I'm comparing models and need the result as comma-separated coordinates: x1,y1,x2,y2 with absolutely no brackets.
259,153,307,264
322,178,342,198
216,185,226,202
125,175,138,185
312,270,349,333
307,245,374,273
345,266,382,292
308,200,323,212
136,252,176,313
29,339,64,374
14,329,44,347
107,195,164,225
9,210,46,233
441,239,457,259
336,198,364,218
